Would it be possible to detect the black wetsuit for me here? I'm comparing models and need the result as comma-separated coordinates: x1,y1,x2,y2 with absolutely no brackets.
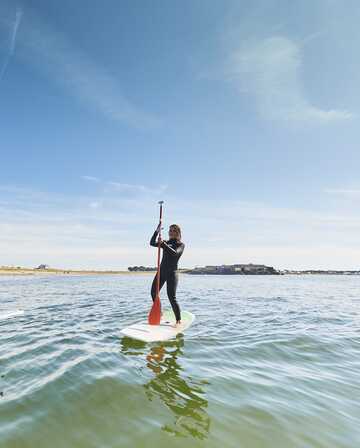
150,230,185,322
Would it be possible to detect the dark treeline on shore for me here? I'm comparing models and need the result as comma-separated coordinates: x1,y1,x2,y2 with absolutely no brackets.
128,266,157,272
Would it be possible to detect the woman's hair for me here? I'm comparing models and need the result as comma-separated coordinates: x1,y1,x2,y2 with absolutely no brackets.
169,224,182,241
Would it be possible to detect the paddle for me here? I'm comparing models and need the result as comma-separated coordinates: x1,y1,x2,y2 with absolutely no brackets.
148,201,164,325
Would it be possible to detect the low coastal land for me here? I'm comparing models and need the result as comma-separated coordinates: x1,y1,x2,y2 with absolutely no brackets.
188,264,360,275
1,264,359,276
0,267,149,276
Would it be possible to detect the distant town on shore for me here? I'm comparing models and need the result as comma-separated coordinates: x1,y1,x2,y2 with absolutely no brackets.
128,264,360,275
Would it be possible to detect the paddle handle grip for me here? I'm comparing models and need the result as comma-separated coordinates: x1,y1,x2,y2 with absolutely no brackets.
158,200,164,223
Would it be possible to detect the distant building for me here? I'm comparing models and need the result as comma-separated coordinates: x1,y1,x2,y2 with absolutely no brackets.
36,264,49,270
188,263,280,275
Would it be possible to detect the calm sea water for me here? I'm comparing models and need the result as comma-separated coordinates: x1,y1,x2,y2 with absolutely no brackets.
0,274,359,448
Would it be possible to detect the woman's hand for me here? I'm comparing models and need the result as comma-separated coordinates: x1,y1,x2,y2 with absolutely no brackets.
156,222,162,233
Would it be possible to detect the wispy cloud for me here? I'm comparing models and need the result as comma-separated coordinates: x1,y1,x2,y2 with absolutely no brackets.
0,184,164,269
1,4,159,129
1,184,360,270
0,6,23,81
82,176,100,183
106,182,167,197
227,36,353,125
301,30,326,46
81,176,167,198
325,188,360,196
10,6,22,53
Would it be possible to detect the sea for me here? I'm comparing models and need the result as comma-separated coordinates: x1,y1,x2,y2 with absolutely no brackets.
0,274,359,448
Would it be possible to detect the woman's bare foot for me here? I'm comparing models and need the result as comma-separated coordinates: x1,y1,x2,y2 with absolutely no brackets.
172,320,182,328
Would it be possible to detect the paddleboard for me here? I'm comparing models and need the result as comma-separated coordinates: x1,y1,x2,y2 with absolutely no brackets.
121,309,195,342
0,309,24,320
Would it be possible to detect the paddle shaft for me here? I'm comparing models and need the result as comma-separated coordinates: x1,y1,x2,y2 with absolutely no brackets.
155,202,163,298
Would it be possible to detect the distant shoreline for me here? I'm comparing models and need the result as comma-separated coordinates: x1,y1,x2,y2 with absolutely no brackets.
0,267,359,276
0,267,155,276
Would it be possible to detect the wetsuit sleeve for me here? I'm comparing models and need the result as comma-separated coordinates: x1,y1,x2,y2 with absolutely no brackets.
150,230,159,247
161,242,185,257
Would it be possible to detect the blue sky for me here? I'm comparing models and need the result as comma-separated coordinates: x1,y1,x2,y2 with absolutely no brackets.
0,0,359,269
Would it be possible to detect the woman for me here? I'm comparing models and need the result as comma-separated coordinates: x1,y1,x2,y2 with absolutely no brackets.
150,223,185,325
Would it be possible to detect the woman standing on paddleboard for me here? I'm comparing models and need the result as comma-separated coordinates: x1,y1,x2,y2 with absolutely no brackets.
150,224,184,325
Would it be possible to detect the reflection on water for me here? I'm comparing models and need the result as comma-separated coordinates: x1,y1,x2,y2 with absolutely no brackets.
120,336,210,440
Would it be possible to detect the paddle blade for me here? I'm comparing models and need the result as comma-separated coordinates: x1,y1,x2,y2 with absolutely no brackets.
148,296,161,325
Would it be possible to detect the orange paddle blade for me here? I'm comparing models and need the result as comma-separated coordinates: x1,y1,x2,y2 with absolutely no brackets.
148,296,161,325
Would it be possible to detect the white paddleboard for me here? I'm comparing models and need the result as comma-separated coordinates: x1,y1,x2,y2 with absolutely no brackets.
0,309,24,320
121,309,195,342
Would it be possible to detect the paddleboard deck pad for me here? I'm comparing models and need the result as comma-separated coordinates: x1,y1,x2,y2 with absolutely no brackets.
121,309,195,342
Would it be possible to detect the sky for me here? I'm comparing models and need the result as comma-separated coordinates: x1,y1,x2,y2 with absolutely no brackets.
0,0,359,270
